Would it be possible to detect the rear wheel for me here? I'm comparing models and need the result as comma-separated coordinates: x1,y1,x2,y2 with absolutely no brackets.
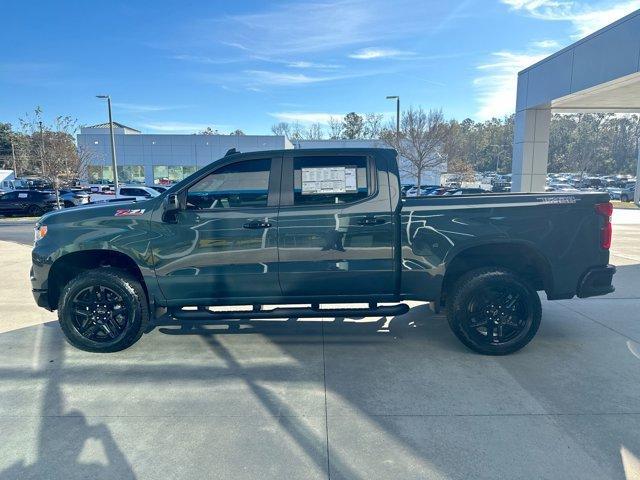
58,268,148,352
27,205,43,217
620,194,630,202
447,268,541,355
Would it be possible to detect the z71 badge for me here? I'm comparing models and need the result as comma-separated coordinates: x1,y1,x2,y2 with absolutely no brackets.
115,209,146,216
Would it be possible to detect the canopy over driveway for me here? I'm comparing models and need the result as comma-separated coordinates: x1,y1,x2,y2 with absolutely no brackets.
512,8,640,199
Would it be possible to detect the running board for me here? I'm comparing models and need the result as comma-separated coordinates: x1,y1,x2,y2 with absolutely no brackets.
150,303,409,327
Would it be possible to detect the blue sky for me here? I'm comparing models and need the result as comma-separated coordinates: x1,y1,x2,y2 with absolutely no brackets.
1,0,639,134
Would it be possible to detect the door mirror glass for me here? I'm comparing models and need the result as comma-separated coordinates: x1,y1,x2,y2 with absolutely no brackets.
165,193,180,212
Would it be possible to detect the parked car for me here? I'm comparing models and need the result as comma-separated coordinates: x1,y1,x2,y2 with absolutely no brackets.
32,148,615,356
0,190,58,216
444,188,488,196
620,183,636,202
90,186,160,203
59,189,91,208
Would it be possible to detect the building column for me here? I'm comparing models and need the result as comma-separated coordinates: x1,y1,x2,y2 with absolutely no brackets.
511,107,551,192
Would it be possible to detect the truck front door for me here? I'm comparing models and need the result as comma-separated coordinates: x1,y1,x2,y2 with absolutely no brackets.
151,156,282,305
276,152,396,300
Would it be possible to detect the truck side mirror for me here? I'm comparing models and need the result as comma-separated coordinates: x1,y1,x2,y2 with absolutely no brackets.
164,193,180,212
162,193,182,223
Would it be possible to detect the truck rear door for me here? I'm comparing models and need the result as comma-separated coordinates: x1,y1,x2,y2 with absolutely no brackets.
276,151,396,299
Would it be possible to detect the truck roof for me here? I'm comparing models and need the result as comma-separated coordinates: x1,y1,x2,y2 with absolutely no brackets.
224,147,397,158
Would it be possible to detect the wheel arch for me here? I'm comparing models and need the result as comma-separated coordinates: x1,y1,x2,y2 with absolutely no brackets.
48,249,147,310
441,240,553,306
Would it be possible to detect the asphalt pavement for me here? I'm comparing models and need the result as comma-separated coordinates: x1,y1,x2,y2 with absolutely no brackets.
0,220,36,245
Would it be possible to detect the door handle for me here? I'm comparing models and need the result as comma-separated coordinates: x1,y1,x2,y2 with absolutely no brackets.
358,216,386,226
243,221,272,229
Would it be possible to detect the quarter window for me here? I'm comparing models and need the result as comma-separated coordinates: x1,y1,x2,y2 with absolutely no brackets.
187,158,271,209
293,156,370,206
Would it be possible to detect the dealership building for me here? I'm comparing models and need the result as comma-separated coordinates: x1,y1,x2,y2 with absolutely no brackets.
512,8,640,199
78,125,444,186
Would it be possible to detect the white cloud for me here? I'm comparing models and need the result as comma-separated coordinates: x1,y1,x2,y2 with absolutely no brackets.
201,68,380,88
502,0,640,38
474,50,549,119
190,0,459,58
244,70,335,85
348,47,415,59
287,61,341,69
141,122,227,133
269,112,344,125
530,39,560,49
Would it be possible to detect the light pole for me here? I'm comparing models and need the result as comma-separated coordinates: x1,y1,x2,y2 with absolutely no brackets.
96,95,119,193
386,95,400,139
38,121,45,179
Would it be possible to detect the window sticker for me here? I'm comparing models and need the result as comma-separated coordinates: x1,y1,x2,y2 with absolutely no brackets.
18,193,28,199
301,166,358,195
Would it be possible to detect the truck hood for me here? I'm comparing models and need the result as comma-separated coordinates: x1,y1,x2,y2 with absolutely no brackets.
38,199,155,225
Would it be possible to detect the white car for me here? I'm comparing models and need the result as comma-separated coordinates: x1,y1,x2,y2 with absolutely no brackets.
91,186,160,203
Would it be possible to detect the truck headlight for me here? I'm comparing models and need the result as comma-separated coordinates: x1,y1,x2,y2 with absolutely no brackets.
34,225,48,242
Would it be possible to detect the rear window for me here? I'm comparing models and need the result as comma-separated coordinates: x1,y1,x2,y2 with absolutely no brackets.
293,155,370,206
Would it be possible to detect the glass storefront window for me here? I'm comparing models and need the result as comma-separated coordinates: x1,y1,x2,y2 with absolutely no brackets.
88,165,113,183
117,165,145,184
153,166,196,185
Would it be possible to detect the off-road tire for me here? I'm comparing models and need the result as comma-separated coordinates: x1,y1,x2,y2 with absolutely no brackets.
447,268,542,355
58,268,148,352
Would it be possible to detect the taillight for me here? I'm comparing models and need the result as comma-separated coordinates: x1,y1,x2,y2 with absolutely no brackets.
595,202,613,249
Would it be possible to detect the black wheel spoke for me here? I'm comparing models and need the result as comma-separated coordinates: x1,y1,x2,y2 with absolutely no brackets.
465,285,530,346
71,284,129,343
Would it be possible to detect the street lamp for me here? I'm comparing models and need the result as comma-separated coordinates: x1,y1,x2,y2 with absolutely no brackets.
386,95,400,139
96,95,119,193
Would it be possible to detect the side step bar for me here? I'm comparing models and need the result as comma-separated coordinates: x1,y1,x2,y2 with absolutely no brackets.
151,303,409,327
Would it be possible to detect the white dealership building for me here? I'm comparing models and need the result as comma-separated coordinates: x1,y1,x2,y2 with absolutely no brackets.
78,125,444,186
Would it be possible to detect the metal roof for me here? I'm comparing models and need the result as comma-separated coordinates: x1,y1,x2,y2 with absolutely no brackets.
85,122,141,132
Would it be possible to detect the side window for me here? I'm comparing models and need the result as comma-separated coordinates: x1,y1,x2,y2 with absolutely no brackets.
187,158,271,210
293,155,370,206
2,192,18,200
120,188,133,196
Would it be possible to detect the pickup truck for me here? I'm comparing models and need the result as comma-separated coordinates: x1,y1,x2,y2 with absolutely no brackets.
31,148,616,355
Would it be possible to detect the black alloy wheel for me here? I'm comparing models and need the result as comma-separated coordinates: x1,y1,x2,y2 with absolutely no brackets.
447,268,542,355
58,268,148,352
71,285,130,343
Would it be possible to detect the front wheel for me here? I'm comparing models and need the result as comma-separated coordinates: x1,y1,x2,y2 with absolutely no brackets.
620,194,630,202
58,268,148,352
447,268,541,355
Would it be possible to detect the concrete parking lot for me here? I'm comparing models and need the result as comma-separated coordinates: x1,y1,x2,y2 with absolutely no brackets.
0,210,639,479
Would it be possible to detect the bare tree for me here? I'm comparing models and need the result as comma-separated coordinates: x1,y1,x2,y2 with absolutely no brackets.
229,129,245,136
327,116,343,139
271,122,291,137
381,107,448,190
20,108,88,206
304,123,324,140
363,113,384,139
289,121,304,141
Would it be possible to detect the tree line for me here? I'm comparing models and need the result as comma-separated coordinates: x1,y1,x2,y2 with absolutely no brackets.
1,107,638,191
271,111,640,181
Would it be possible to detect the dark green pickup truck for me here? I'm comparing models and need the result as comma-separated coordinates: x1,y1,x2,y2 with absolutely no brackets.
31,148,615,355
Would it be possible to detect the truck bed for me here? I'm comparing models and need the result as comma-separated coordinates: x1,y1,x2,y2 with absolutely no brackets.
400,191,611,301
